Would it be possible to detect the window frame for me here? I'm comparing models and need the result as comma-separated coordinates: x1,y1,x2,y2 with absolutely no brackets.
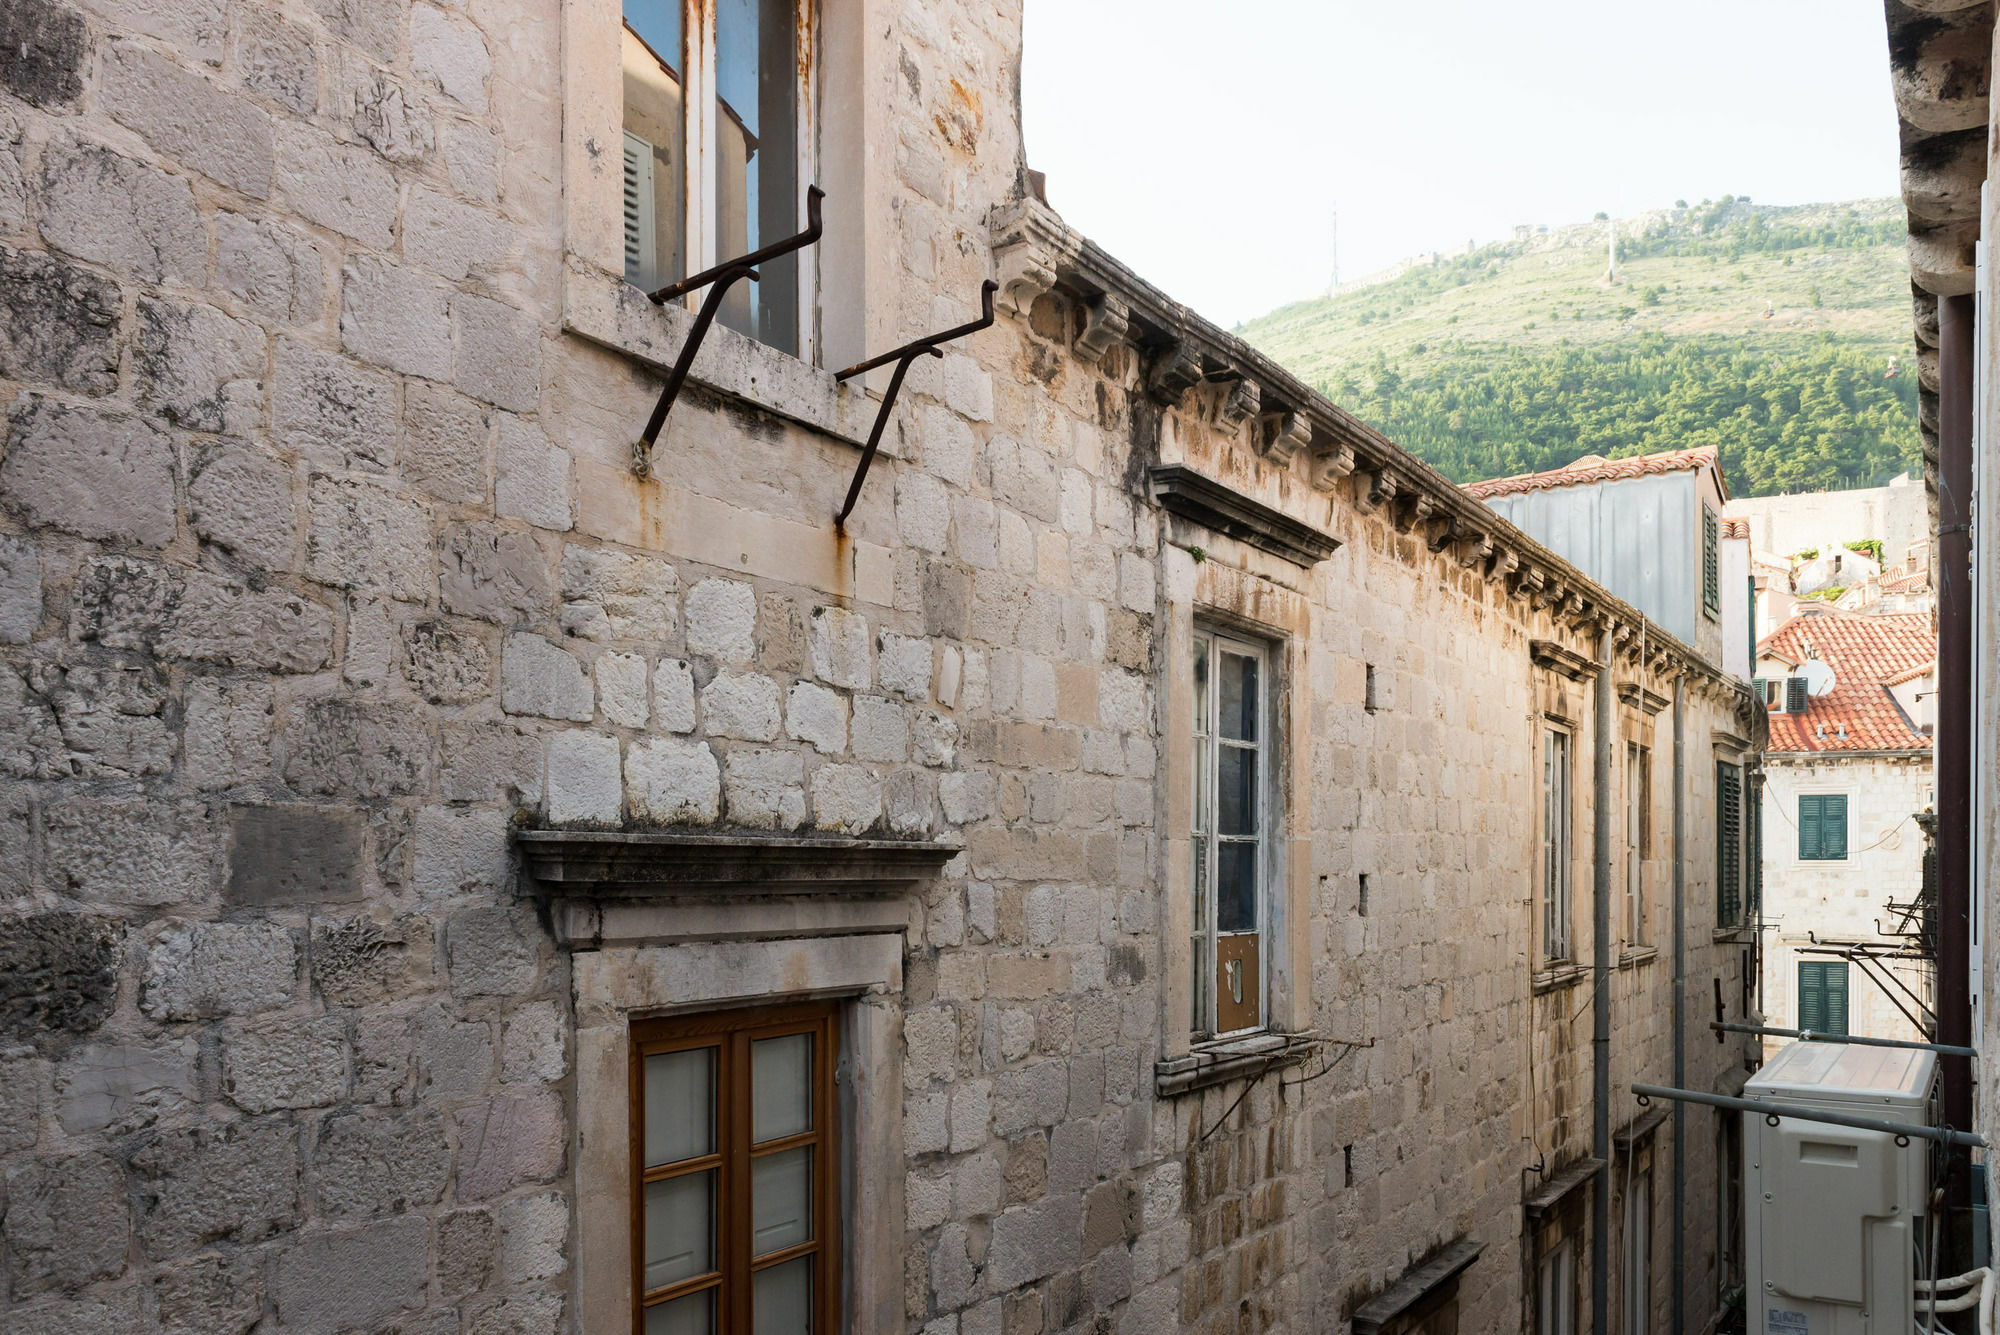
1542,723,1575,965
1625,742,1651,948
1190,625,1273,1040
1797,792,1850,862
1797,960,1851,1036
620,0,820,362
1716,760,1744,927
1622,1168,1653,1335
1537,1236,1577,1335
629,1000,841,1335
1701,505,1719,617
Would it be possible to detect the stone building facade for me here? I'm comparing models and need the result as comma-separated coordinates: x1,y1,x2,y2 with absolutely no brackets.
0,1,1762,1333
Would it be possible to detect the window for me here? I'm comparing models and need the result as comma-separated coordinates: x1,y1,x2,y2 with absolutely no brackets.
1701,506,1719,615
1623,1173,1652,1335
1191,629,1270,1037
1798,793,1848,861
1797,961,1850,1036
1542,726,1574,963
1784,676,1808,714
1537,1238,1576,1335
1625,743,1650,946
1712,759,1744,927
622,0,812,356
632,1002,838,1334
1750,677,1771,708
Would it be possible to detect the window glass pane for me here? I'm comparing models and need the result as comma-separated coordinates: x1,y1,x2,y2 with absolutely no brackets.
714,0,800,354
645,1288,715,1335
622,4,685,290
1217,840,1257,932
752,1033,812,1143
1219,651,1258,742
752,1254,813,1335
644,1170,715,1291
1191,836,1208,930
751,1146,812,1256
1217,745,1255,836
1191,740,1211,836
1193,635,1210,736
646,1048,715,1166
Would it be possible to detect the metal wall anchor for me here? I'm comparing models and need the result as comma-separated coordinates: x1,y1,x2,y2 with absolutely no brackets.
830,279,997,528
630,185,825,477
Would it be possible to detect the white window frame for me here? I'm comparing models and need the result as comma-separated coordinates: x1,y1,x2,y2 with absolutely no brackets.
1537,1237,1576,1335
1623,1171,1652,1335
1191,626,1272,1040
621,0,820,362
1543,723,1575,964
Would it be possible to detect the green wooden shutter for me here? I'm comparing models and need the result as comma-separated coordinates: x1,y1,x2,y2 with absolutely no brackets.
1717,762,1742,925
1823,794,1848,859
1785,676,1808,714
1751,677,1769,707
1703,508,1719,612
1798,962,1827,1032
1824,963,1849,1035
1799,795,1822,860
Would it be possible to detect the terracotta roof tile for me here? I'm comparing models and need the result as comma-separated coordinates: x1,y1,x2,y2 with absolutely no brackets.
1879,565,1931,594
1757,611,1934,753
1463,446,1725,501
1720,518,1749,540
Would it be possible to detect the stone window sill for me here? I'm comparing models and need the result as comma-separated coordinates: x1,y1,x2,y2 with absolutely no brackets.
1713,926,1753,944
1533,963,1590,994
1618,947,1658,970
1154,1030,1318,1098
562,255,881,453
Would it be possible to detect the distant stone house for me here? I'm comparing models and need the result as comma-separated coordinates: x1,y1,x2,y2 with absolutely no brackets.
1752,612,1935,1055
0,2,1762,1334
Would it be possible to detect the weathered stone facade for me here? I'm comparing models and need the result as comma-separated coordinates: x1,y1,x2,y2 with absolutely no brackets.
0,1,1763,1333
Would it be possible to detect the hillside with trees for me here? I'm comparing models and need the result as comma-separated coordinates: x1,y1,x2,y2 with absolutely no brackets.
1236,198,1919,497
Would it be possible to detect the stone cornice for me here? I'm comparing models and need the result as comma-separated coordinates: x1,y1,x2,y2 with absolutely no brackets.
1148,465,1340,567
515,829,960,896
989,197,1754,708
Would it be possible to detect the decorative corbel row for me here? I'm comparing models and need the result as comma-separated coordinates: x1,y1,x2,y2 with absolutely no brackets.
1214,377,1260,433
1075,294,1130,365
1262,410,1311,466
1147,341,1204,406
1352,468,1397,516
1393,490,1437,535
1310,441,1355,492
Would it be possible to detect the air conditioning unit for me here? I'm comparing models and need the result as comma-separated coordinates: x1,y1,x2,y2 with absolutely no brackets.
1745,1042,1936,1335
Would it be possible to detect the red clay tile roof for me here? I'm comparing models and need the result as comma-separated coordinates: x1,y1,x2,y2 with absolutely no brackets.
1720,518,1749,540
1463,446,1726,501
1879,565,1931,594
1882,658,1936,688
1757,611,1934,753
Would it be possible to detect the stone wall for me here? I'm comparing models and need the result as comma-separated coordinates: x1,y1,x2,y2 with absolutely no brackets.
0,0,1759,1333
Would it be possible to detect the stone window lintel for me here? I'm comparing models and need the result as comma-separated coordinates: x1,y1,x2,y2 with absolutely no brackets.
1351,1238,1486,1335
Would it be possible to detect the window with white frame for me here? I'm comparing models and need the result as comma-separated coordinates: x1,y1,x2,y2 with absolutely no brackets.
1542,725,1574,964
1623,1171,1652,1335
1537,1237,1576,1335
1626,743,1650,947
622,0,814,356
1191,628,1271,1038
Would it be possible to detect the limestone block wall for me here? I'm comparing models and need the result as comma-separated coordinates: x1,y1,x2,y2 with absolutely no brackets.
0,0,1759,1333
1760,755,1934,1049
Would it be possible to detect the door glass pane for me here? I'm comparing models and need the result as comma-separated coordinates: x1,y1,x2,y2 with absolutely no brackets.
714,0,800,354
1219,651,1258,742
621,2,685,290
644,1170,715,1291
1217,840,1257,932
645,1048,715,1166
751,1146,812,1256
645,1288,715,1335
752,1254,813,1335
752,1033,812,1143
1217,746,1255,836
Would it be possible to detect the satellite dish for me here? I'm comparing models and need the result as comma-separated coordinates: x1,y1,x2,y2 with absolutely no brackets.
1799,660,1836,697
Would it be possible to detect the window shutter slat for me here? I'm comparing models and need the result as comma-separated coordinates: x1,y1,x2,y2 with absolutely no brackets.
1799,962,1824,1032
1786,676,1808,714
1827,794,1847,859
1800,795,1821,861
1826,964,1849,1036
623,131,656,287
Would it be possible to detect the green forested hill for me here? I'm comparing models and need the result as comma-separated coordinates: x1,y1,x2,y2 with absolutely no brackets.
1236,198,1920,497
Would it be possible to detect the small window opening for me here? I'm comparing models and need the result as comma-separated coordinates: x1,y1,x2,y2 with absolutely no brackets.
1357,873,1370,917
1364,663,1380,713
1343,1144,1355,1188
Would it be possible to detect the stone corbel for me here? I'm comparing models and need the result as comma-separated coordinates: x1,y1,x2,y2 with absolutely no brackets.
1426,515,1460,555
1532,578,1562,613
1147,341,1204,406
1214,377,1260,433
1076,293,1130,365
1310,441,1355,492
1262,410,1311,466
990,198,1079,318
1510,564,1543,603
1353,468,1397,516
1393,490,1437,535
1561,592,1590,627
1455,530,1492,569
1487,546,1518,583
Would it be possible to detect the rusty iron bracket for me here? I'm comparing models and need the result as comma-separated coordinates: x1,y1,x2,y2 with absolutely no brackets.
830,279,996,528
631,185,825,477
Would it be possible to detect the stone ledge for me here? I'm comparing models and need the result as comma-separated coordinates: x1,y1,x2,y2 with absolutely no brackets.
1615,1104,1671,1152
1154,1030,1317,1098
1617,947,1660,971
1532,963,1590,995
1617,682,1670,715
1149,465,1340,567
1351,1238,1485,1335
515,829,960,896
1524,1155,1604,1218
1530,639,1597,682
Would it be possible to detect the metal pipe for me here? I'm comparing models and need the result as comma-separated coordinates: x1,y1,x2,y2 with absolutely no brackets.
1671,675,1687,1335
1937,291,1975,1168
1710,1021,1977,1058
1631,1083,1988,1150
1593,642,1614,1335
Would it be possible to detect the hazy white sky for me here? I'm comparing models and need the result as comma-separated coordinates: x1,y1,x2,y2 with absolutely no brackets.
1020,0,1903,327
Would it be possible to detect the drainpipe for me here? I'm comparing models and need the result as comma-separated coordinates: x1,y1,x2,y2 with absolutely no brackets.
1594,639,1614,1335
1671,674,1687,1335
1937,291,1974,1187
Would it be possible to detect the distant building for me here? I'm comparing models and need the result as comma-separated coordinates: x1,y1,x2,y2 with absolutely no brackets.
1725,472,1927,572
1753,612,1935,1054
